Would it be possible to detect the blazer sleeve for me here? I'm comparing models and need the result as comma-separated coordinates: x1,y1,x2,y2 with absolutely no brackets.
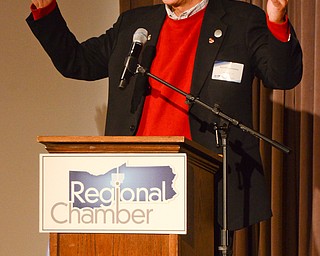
26,5,120,81
246,8,303,89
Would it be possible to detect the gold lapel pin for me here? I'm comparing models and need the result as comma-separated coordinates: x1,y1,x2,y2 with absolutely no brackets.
209,37,215,44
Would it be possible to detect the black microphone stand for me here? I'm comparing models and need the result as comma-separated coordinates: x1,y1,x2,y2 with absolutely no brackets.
135,64,291,256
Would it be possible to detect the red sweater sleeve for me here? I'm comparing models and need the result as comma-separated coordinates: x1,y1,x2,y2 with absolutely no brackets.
31,0,57,21
266,14,290,42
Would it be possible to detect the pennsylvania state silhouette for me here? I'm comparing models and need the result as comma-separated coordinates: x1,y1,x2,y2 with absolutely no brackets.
69,163,177,208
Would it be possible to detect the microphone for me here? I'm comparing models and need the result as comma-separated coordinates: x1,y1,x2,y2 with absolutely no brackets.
119,28,148,89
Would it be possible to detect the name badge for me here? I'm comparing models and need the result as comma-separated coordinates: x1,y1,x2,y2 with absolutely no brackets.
212,61,244,83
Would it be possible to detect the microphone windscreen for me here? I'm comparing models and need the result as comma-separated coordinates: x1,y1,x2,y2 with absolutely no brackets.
133,28,148,45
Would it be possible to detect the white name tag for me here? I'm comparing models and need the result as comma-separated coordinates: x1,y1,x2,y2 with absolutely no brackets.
212,61,244,83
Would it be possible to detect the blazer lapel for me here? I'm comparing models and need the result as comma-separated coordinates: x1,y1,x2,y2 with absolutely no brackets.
191,0,227,97
131,5,166,113
139,5,167,69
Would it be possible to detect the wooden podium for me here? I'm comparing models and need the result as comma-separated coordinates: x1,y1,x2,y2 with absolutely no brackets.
38,136,221,256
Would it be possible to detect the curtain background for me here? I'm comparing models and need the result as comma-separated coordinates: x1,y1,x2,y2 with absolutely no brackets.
120,0,319,255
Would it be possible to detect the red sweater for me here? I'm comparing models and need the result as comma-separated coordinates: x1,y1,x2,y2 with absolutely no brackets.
137,9,206,139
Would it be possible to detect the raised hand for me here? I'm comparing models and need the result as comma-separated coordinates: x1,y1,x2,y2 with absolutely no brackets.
267,0,288,23
31,0,54,9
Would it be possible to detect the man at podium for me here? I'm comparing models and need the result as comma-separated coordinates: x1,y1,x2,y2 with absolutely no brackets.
27,0,302,254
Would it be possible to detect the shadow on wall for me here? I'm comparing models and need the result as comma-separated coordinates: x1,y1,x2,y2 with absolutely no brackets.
95,104,108,135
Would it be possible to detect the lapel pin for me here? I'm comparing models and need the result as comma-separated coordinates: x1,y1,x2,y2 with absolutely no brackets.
148,34,152,41
214,29,223,38
209,37,215,44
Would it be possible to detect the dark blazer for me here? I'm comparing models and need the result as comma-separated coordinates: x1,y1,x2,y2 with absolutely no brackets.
27,0,302,230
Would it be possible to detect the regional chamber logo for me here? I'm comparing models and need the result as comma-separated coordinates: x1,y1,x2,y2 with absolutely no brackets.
40,154,187,233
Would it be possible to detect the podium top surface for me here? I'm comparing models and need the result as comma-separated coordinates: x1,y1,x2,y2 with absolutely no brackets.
38,135,189,144
38,136,221,173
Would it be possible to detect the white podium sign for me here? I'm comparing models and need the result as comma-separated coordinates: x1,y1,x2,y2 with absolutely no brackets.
39,153,187,234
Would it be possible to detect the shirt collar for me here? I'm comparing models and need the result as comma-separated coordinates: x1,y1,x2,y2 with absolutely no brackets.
165,0,209,20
